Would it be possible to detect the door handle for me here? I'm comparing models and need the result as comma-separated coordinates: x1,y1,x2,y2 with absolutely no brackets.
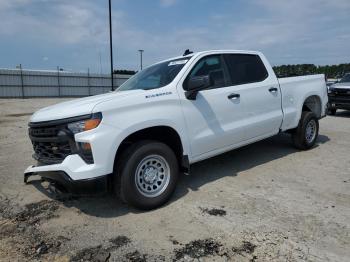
269,87,278,93
228,93,240,100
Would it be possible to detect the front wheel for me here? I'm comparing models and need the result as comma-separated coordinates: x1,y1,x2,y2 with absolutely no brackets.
117,141,179,210
292,111,319,150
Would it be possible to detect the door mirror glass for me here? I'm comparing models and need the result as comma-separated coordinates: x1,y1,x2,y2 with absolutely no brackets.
185,75,213,100
186,75,212,91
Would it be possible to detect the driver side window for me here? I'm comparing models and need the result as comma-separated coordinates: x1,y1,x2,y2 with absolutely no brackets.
185,55,226,89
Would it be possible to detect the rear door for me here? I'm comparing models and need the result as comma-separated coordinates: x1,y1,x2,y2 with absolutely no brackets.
223,54,283,140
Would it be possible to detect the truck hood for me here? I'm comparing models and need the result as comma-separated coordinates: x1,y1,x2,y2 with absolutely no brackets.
30,90,141,123
333,82,350,89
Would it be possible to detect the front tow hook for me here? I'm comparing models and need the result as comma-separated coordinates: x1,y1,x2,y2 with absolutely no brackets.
24,171,38,184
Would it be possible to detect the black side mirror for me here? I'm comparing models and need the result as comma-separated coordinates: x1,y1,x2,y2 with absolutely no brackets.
185,75,212,100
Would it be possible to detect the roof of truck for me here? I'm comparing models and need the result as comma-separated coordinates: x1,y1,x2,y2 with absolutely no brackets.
156,50,262,65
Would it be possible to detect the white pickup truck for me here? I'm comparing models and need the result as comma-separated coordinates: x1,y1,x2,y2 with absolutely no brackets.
24,50,328,209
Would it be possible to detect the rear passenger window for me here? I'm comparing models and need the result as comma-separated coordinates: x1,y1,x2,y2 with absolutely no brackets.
224,54,268,86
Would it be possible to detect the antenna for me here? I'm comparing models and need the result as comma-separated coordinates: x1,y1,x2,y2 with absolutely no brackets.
183,49,193,56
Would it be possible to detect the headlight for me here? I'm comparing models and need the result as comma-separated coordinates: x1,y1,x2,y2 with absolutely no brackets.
67,113,102,134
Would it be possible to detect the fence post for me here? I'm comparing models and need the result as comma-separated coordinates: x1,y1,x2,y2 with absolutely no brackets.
57,66,61,97
88,68,91,96
19,64,25,98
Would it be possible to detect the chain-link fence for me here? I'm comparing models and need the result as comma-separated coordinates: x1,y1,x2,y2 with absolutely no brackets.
0,68,132,98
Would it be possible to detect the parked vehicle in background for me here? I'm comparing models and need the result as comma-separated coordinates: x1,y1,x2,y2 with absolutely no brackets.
328,73,350,115
24,50,328,210
326,78,339,90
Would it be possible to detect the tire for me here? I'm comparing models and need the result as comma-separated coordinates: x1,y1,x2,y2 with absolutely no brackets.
116,140,179,210
328,108,337,115
292,111,319,150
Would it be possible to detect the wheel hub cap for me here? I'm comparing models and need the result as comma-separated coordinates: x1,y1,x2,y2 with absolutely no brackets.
305,119,316,143
144,167,158,184
135,155,171,198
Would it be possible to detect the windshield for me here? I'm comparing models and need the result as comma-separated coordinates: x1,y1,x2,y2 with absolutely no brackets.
339,74,350,83
118,57,191,91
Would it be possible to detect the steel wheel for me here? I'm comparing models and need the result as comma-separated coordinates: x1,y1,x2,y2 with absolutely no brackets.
305,119,317,143
135,154,171,198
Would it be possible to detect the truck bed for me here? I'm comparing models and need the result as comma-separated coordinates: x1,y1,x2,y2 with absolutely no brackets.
278,74,328,131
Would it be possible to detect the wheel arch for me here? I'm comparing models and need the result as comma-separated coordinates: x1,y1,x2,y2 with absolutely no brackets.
113,125,189,175
302,95,322,118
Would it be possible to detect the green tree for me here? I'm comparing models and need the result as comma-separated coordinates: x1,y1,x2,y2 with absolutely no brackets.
273,63,350,78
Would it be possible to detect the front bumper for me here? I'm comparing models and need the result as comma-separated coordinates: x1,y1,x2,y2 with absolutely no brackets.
25,121,123,181
328,90,350,110
24,154,108,181
328,97,350,110
24,169,109,194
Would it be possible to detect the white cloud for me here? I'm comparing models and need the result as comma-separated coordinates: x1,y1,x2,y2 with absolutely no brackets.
0,0,349,70
0,0,32,10
160,0,177,7
0,0,113,45
95,0,350,67
191,0,350,65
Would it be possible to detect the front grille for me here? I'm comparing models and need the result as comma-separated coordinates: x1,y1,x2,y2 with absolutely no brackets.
28,114,98,165
329,93,350,103
29,126,59,137
330,95,350,100
332,88,350,96
29,125,74,165
32,141,72,164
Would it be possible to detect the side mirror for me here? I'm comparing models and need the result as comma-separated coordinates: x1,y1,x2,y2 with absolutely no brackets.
185,75,213,100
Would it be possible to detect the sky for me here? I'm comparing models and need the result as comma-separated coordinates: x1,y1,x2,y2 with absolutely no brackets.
0,0,349,73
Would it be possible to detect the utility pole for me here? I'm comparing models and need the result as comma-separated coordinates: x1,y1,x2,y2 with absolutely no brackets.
57,66,61,97
99,51,103,75
109,0,115,91
19,64,24,98
138,49,144,70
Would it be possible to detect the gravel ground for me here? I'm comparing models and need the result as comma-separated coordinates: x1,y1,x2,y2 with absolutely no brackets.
0,98,349,262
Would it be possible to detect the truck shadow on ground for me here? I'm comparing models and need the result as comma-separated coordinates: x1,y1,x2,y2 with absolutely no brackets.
31,133,330,218
332,110,350,118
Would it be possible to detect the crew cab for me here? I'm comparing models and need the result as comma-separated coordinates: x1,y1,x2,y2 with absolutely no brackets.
328,73,350,115
24,50,328,209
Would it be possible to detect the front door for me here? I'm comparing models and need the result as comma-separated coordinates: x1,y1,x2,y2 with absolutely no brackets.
178,54,246,157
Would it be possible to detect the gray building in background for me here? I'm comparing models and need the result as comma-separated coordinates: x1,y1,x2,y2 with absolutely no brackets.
0,68,132,98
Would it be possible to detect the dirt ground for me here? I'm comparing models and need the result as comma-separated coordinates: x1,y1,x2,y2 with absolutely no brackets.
0,98,349,262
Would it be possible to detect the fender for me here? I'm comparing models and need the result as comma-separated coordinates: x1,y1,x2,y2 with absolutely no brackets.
105,121,191,174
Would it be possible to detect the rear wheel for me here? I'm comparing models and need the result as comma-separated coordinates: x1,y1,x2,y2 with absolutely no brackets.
328,108,337,115
116,141,179,210
292,111,319,150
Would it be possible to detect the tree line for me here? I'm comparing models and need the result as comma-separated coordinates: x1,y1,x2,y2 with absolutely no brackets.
113,63,350,79
273,63,350,79
113,69,137,75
